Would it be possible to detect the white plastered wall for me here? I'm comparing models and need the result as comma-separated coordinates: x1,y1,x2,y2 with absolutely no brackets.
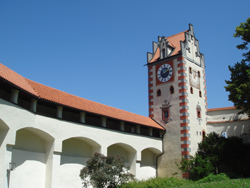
0,98,162,188
185,59,207,156
207,109,250,137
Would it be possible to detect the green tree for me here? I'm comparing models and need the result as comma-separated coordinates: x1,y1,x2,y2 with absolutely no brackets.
80,153,134,188
225,18,250,116
176,132,225,180
233,17,250,63
196,132,226,174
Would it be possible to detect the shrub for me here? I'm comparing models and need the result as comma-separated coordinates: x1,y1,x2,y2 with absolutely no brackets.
120,177,190,188
196,173,230,184
80,153,134,188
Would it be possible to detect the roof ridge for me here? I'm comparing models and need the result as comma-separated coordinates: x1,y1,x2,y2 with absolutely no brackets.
166,30,188,39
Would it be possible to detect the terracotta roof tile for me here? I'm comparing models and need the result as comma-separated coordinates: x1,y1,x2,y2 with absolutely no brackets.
0,63,38,96
149,30,187,63
0,63,164,130
26,79,164,129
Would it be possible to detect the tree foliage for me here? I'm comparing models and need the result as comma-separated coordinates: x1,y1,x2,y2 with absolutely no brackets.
233,17,250,63
225,18,250,116
80,153,134,188
177,132,250,180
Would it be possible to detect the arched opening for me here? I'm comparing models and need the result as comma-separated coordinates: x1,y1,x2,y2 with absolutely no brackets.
202,130,206,141
107,143,136,175
58,137,101,188
138,148,161,180
11,127,54,188
61,137,101,165
199,91,202,98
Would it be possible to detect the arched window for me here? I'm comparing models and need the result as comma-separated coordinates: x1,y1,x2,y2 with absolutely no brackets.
162,49,165,58
157,89,161,97
202,130,206,141
199,91,202,98
198,71,200,78
197,110,201,118
190,87,193,94
170,85,174,94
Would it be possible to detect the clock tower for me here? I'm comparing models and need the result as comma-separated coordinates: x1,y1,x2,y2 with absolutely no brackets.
147,24,207,178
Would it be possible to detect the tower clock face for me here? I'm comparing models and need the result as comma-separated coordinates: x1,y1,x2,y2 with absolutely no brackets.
157,64,173,82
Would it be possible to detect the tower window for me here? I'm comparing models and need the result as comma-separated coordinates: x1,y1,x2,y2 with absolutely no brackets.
157,89,161,97
190,87,193,94
202,130,206,141
197,109,201,118
170,85,174,94
189,67,192,74
199,91,202,98
162,108,169,120
198,71,200,78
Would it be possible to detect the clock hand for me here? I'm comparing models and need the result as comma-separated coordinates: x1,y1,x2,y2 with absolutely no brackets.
164,68,170,74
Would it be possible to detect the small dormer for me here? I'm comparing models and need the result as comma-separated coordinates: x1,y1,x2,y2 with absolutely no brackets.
158,36,174,59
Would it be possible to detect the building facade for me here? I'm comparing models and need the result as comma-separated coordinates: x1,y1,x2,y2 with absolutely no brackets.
0,64,164,188
0,24,250,188
147,24,207,177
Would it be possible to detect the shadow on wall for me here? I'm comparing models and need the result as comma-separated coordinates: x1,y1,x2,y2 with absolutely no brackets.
0,119,9,147
11,127,54,168
221,121,250,137
60,137,101,165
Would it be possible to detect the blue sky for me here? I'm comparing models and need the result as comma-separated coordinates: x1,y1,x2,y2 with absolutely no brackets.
0,1,249,116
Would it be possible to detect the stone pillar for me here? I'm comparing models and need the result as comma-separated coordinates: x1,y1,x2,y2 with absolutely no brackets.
11,89,19,104
120,121,124,131
101,117,106,128
57,106,63,119
149,127,153,136
30,99,37,112
80,112,86,123
136,125,140,134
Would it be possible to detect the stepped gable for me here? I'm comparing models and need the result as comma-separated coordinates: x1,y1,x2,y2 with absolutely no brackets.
0,63,164,130
149,30,187,63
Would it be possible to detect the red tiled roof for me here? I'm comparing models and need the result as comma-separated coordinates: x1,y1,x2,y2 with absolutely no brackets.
207,106,236,112
149,30,187,63
0,63,38,96
0,63,164,130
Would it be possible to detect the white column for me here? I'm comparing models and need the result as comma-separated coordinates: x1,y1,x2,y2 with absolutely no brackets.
30,99,37,112
149,128,153,136
11,89,19,104
101,117,106,127
120,121,124,131
50,152,62,188
57,106,63,119
45,140,54,188
80,112,86,123
136,125,140,134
